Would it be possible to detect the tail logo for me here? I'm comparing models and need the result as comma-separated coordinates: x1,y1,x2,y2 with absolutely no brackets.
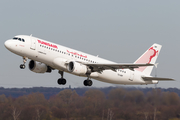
135,46,159,72
148,47,158,63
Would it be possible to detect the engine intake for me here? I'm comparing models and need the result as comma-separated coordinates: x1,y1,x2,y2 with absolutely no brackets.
67,61,91,75
29,60,51,73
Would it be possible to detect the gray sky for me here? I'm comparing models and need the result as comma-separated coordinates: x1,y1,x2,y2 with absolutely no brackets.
0,1,179,88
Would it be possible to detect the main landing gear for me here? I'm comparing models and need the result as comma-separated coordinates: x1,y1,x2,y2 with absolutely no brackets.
83,79,93,86
83,74,93,86
57,71,67,85
57,71,93,86
20,57,28,69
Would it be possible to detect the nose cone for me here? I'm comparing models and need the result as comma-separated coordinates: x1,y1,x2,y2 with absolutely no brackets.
4,40,12,50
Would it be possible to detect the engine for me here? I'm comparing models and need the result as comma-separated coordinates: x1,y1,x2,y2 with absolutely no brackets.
67,61,91,75
29,60,51,73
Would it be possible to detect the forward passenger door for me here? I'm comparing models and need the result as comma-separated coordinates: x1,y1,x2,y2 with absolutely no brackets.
30,37,36,50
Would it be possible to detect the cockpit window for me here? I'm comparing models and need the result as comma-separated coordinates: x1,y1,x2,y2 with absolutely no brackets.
13,37,18,40
12,37,25,42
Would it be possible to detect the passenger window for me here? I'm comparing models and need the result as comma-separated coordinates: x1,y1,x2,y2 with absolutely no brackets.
22,39,25,42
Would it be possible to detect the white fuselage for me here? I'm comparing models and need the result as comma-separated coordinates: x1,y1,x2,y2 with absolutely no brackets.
5,35,157,85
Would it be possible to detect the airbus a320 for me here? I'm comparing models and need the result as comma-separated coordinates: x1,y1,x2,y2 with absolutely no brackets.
4,35,174,86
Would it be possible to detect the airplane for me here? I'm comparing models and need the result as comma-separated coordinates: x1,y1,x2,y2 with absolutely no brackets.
4,35,174,86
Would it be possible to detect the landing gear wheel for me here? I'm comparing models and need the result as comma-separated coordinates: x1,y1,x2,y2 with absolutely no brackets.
20,57,28,69
20,64,25,69
84,80,93,86
57,71,67,85
57,78,66,85
84,80,88,86
88,80,93,86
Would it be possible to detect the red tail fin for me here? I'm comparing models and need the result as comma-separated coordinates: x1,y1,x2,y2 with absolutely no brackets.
134,44,162,75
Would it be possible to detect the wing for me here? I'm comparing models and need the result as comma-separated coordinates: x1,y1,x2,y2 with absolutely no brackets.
78,62,154,72
142,77,174,81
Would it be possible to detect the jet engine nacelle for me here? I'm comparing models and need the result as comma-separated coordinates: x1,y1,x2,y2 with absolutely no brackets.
67,61,90,75
29,60,51,73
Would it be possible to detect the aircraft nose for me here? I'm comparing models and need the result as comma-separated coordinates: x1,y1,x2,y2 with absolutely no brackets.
4,40,12,49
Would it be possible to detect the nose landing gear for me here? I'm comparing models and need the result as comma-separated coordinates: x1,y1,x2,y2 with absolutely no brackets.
20,57,28,69
20,64,25,69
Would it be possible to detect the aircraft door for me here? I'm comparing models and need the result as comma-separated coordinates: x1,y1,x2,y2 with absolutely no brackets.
129,71,134,81
30,37,36,50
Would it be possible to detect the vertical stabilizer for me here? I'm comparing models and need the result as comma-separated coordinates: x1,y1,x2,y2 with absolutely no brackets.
134,43,162,75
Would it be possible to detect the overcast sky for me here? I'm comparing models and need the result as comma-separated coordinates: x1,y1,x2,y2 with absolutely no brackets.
0,1,179,88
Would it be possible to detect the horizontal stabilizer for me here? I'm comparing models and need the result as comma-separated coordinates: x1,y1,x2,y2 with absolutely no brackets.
142,77,174,81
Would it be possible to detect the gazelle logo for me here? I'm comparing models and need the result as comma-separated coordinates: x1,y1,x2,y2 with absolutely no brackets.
135,46,159,72
148,47,158,63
